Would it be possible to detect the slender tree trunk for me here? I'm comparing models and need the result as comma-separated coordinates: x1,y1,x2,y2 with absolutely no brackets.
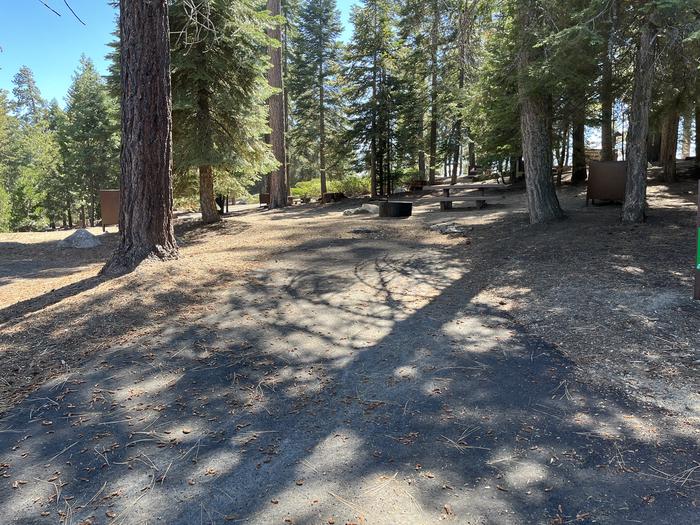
660,110,680,182
428,0,439,185
195,85,221,223
695,105,700,175
571,107,587,184
418,112,426,180
681,112,692,159
517,3,564,223
556,121,569,185
647,128,661,163
371,52,378,197
451,140,460,184
600,31,614,161
468,139,475,170
319,78,327,196
623,22,657,224
266,0,288,209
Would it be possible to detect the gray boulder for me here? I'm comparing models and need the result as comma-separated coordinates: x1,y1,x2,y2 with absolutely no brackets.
58,229,102,249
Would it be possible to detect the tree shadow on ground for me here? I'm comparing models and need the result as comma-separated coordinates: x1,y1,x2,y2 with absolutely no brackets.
0,222,697,524
0,234,118,287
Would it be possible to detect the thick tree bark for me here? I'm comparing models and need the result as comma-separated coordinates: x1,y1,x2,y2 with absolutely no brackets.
103,0,177,275
623,22,657,224
199,165,219,223
519,95,565,223
266,0,288,209
660,110,679,182
428,0,439,185
571,107,587,184
517,3,564,224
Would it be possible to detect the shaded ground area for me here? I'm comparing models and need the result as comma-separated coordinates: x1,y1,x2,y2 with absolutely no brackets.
0,181,699,524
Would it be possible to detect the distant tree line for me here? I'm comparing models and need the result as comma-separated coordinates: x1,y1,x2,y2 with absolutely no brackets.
4,0,699,234
0,59,118,232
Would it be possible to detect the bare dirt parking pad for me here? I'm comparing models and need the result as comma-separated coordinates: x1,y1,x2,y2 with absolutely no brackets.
0,185,699,524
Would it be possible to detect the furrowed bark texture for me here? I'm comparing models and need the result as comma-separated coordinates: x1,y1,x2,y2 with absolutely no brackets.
267,0,288,209
103,0,177,275
623,22,657,224
517,1,564,224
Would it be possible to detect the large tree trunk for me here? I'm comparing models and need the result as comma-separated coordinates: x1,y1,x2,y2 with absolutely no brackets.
571,106,587,184
623,22,657,224
519,95,564,223
660,110,680,182
428,0,439,185
199,165,219,223
266,0,288,209
103,0,177,275
517,3,564,223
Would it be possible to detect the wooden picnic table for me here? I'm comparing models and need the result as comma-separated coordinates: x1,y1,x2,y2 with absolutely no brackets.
420,183,508,211
422,183,504,192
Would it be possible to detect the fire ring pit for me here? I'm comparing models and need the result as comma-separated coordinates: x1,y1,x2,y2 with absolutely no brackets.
378,201,413,218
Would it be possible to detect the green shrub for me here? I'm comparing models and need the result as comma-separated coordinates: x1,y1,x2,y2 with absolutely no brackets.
329,174,371,197
291,175,371,199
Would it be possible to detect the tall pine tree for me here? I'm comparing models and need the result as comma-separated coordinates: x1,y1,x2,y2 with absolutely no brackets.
61,56,119,227
170,0,275,223
346,0,397,197
289,0,345,195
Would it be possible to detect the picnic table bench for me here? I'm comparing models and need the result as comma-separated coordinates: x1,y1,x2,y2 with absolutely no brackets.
419,183,508,211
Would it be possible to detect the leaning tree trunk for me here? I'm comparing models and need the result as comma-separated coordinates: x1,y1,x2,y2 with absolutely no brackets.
103,0,177,275
266,0,288,209
517,2,564,223
623,22,657,224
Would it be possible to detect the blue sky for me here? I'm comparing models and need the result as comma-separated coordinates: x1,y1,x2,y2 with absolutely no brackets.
0,0,357,105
